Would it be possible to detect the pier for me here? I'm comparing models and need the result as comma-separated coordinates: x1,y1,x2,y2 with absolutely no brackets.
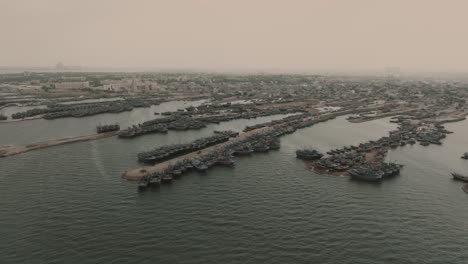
0,131,117,158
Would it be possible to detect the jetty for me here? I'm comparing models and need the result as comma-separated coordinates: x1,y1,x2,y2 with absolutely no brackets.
0,132,117,158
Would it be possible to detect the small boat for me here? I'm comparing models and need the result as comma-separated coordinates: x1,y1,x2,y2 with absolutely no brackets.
253,144,270,152
349,166,384,182
420,141,430,146
149,175,161,187
296,149,323,161
463,184,468,194
451,172,468,183
217,158,235,167
196,164,209,172
233,146,253,156
161,174,173,183
461,152,468,160
137,178,149,191
172,169,182,178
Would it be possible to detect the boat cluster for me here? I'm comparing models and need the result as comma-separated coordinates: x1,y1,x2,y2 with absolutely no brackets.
243,113,312,132
392,122,450,147
158,101,304,125
137,134,286,191
213,130,239,137
121,106,306,139
161,101,300,118
118,115,206,138
11,99,160,120
96,124,120,134
137,150,236,191
316,148,372,172
348,162,403,182
301,118,453,181
43,103,134,119
137,134,233,163
230,134,281,155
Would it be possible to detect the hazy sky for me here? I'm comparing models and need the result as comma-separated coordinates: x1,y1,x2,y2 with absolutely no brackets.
1,0,468,72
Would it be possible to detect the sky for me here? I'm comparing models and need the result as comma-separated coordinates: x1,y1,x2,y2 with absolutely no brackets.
1,0,468,73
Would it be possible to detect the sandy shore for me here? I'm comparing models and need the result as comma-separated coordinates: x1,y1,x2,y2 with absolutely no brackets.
0,131,117,158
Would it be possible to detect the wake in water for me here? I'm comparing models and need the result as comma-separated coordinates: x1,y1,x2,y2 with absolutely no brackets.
90,140,108,179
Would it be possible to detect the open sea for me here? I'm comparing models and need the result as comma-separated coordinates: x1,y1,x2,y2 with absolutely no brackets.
1,101,467,264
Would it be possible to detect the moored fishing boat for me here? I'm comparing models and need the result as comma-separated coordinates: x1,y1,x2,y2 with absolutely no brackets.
451,172,468,183
296,149,323,160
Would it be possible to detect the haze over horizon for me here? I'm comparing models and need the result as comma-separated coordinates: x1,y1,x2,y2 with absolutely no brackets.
1,0,468,73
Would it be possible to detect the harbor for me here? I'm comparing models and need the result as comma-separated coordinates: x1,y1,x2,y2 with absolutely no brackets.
2,100,468,264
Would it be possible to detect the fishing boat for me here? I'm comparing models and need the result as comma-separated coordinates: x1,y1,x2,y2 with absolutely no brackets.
451,172,468,183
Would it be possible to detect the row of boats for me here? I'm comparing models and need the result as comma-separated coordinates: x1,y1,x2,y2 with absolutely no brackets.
296,146,403,182
243,113,312,132
348,163,403,182
120,107,306,139
138,155,236,191
118,115,206,138
159,102,301,121
43,104,133,119
11,99,160,120
137,134,233,164
96,124,120,134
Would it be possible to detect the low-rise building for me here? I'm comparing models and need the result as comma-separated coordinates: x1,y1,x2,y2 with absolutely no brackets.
55,81,89,89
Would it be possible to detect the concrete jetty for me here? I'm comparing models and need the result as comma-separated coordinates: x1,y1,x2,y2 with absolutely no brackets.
0,131,117,158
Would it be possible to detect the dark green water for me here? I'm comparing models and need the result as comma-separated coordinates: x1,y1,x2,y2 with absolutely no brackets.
1,103,467,264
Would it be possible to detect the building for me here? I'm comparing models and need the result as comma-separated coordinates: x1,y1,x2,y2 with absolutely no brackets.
55,81,90,89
